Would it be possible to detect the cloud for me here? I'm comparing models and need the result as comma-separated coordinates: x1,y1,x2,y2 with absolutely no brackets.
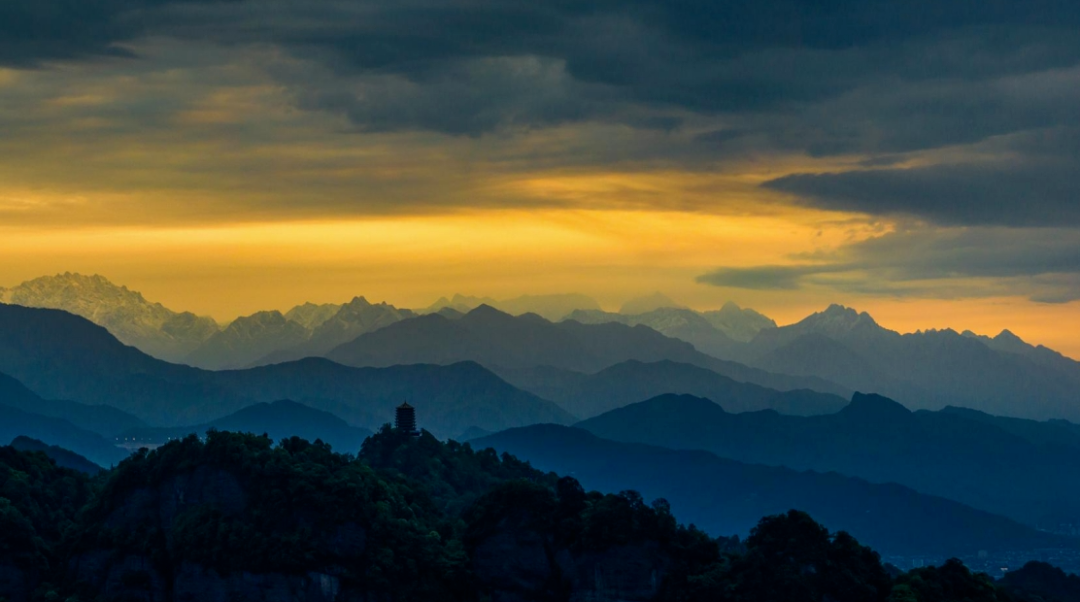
764,127,1080,226
698,227,1080,303
0,0,244,67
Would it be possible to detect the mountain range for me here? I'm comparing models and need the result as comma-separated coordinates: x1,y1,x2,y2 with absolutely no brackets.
7,274,1079,425
0,273,219,362
472,424,1066,557
118,400,374,454
0,303,572,436
420,292,602,321
494,360,848,418
732,305,1080,420
576,392,1080,527
327,304,849,396
567,300,776,359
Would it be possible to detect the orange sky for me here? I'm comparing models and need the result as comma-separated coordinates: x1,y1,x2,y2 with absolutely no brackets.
3,209,1078,359
1,41,1078,360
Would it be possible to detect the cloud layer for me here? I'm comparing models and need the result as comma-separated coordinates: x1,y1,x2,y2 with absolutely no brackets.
5,0,1080,311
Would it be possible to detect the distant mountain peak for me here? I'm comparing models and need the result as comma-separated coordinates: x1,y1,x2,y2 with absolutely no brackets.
466,303,511,318
620,292,686,315
1,272,219,362
995,329,1023,343
802,304,880,333
840,392,911,420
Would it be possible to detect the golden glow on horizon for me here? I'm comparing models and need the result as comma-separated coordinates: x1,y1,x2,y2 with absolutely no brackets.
3,209,1078,359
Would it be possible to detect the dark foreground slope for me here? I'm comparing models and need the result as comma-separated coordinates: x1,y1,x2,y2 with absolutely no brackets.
577,393,1080,527
0,303,571,435
473,425,1065,558
0,431,1034,602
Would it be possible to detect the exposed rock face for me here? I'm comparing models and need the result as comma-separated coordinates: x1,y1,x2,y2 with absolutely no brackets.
471,512,669,602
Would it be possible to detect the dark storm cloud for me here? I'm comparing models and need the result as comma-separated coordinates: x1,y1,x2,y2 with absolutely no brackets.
699,227,1080,302
765,127,1080,226
0,0,243,66
81,0,1080,137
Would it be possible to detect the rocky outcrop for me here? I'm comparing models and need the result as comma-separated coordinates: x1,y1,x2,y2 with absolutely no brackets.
472,512,670,602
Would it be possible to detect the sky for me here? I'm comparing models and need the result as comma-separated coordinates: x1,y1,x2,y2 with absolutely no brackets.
2,1,1080,357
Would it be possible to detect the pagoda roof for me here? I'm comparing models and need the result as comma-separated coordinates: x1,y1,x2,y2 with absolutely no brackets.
397,401,413,409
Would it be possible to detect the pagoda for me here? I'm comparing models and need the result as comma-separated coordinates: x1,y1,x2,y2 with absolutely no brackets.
395,401,421,436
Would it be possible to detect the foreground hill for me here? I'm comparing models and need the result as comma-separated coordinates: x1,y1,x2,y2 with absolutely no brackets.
739,305,1080,421
0,431,1046,602
577,393,1080,527
328,305,849,396
0,303,572,435
0,272,218,362
496,360,848,418
473,424,1065,557
118,400,373,453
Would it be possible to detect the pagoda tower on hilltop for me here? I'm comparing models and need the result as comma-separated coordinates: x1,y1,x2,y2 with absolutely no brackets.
395,401,421,436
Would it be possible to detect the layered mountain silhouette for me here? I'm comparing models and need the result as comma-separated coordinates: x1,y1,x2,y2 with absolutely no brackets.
185,310,309,370
0,371,145,437
0,404,127,468
736,304,1080,420
568,301,775,359
0,273,219,362
118,400,373,453
327,305,848,396
249,297,416,367
421,292,602,321
473,425,1065,557
494,360,848,418
10,436,104,474
619,292,687,314
0,303,572,436
577,392,1080,527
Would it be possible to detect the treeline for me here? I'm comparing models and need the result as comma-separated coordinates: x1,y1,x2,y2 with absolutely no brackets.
0,428,1074,601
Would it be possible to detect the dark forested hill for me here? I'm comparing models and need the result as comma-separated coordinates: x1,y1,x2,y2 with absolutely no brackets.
327,305,849,396
577,392,1080,527
495,359,849,418
0,430,1056,602
473,424,1066,558
0,304,571,435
